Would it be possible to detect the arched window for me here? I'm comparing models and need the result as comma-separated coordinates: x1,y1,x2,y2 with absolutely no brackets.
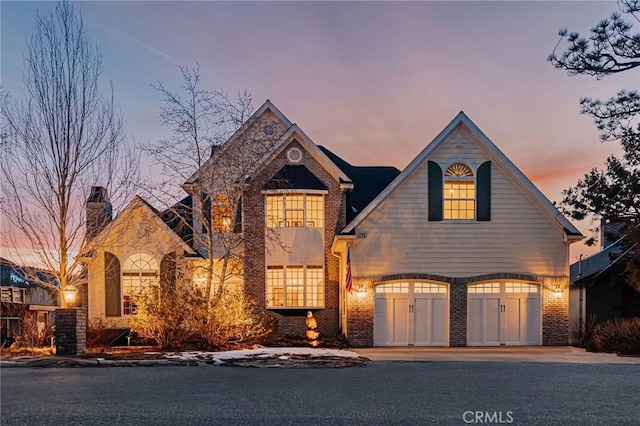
122,253,158,315
213,194,233,232
444,163,475,220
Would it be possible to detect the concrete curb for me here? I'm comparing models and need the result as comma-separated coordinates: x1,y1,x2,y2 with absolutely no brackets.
2,347,637,367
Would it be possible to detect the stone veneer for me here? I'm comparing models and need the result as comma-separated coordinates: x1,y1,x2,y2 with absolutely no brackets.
347,273,569,347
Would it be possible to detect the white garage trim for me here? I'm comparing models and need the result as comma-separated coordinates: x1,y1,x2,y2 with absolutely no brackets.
467,281,541,346
374,281,449,347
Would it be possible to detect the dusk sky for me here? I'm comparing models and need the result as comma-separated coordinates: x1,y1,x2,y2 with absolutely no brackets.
2,1,638,264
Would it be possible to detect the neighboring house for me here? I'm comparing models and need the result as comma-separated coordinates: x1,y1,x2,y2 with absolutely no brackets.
0,257,58,345
570,218,640,339
84,100,583,346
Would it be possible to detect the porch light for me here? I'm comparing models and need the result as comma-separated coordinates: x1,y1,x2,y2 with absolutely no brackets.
353,284,367,297
552,286,564,298
62,285,78,306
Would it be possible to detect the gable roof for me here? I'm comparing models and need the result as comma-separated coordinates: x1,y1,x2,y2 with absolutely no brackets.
342,111,583,240
160,195,193,247
184,100,352,189
84,196,195,255
250,124,352,185
185,100,293,186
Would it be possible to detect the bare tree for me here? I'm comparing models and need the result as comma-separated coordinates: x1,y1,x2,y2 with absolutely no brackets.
0,1,136,303
146,65,282,301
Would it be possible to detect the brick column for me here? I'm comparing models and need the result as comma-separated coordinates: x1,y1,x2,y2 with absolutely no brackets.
542,277,569,345
55,308,87,356
449,282,467,347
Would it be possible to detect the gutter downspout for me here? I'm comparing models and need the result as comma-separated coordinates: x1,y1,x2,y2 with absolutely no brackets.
578,254,583,342
331,249,344,334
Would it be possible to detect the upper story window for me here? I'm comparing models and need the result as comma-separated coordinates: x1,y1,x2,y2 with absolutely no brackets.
122,253,158,316
213,194,233,232
266,193,324,228
443,163,475,220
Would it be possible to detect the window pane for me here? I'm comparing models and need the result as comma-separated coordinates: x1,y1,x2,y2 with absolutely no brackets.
444,180,475,220
306,266,324,307
266,266,284,307
213,194,233,232
123,253,159,315
285,210,304,227
306,195,323,227
266,195,284,228
286,267,304,307
286,195,304,209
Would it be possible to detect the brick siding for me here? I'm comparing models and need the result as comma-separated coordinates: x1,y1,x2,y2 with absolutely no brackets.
346,273,569,347
244,140,346,338
55,308,87,355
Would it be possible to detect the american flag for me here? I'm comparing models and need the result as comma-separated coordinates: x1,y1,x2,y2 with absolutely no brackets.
345,247,353,293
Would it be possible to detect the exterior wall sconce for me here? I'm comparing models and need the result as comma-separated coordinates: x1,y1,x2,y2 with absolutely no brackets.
552,286,564,298
62,285,78,306
353,284,367,297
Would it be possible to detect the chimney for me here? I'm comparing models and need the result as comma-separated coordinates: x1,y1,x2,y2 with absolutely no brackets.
86,186,112,240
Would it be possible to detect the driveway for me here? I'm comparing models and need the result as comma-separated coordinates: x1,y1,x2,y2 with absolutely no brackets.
352,346,640,364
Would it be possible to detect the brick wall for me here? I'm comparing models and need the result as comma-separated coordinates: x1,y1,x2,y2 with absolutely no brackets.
55,308,87,355
542,277,569,345
346,278,374,347
244,139,346,338
345,273,569,347
448,282,467,346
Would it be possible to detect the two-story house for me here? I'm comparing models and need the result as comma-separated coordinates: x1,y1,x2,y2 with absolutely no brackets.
84,100,583,346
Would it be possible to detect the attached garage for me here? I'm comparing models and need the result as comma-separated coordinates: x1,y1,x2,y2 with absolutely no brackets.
467,282,540,346
374,281,448,346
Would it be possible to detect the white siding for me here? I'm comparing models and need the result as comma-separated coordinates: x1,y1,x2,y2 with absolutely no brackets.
352,124,569,278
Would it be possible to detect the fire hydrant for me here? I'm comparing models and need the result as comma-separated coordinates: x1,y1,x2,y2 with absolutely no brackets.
305,311,320,347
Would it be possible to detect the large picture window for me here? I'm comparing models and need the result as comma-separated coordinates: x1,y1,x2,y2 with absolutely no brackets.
266,194,323,228
122,253,158,315
266,265,324,308
443,163,475,220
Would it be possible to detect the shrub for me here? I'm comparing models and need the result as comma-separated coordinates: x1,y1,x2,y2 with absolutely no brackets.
571,314,597,351
592,317,640,356
130,280,272,350
86,316,122,349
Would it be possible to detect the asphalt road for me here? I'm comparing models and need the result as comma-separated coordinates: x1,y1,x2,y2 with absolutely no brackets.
1,362,639,425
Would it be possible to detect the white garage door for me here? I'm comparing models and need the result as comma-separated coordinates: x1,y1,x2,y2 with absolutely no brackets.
467,282,540,346
374,282,448,346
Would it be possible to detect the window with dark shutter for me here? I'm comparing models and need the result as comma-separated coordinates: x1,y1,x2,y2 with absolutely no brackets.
428,161,443,221
477,161,491,221
104,252,121,317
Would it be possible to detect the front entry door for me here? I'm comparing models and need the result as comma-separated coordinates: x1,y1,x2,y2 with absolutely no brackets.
467,282,540,346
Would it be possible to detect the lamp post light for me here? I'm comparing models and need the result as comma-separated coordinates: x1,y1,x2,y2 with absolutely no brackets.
61,285,78,307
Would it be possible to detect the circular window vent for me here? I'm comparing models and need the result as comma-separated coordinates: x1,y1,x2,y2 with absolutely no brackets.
287,147,303,163
263,124,276,136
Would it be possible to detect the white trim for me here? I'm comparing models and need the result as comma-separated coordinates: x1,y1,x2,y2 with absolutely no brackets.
342,112,583,240
261,189,328,195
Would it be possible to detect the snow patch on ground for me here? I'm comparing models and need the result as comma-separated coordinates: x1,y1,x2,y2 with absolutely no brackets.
157,346,362,362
